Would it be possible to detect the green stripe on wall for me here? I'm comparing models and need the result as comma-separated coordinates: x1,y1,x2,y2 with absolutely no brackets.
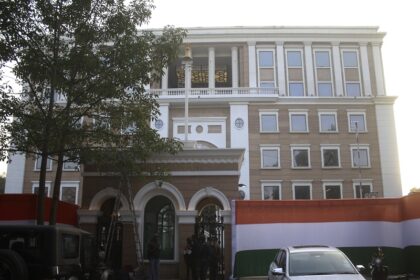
403,246,420,275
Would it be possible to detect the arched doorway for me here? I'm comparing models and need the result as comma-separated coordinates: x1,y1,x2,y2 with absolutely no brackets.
144,196,175,260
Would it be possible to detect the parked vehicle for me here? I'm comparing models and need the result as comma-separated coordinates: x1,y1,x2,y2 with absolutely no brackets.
268,245,365,280
0,224,96,280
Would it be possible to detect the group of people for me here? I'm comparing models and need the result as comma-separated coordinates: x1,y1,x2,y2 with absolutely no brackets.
184,235,222,280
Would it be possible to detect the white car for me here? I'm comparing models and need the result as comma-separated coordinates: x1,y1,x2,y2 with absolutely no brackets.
268,245,365,280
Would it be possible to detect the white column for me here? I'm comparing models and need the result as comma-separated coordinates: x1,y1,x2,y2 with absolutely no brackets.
359,43,372,96
208,47,215,88
184,61,192,141
276,41,286,96
5,153,26,193
161,67,168,90
231,46,239,88
332,42,344,96
372,43,386,96
154,103,169,138
304,41,315,96
248,42,257,88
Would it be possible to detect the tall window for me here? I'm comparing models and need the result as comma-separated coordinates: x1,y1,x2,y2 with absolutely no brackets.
289,112,308,133
314,50,334,96
262,183,281,200
348,112,367,133
324,184,342,199
319,112,338,133
259,111,279,133
144,196,175,260
32,182,51,196
258,50,276,88
351,145,370,168
291,145,311,168
63,156,79,171
260,146,280,169
321,145,341,168
34,155,52,171
354,183,372,198
342,50,362,97
286,50,305,96
293,184,311,200
60,183,79,204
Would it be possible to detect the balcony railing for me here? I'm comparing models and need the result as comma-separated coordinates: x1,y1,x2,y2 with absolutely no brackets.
148,87,280,97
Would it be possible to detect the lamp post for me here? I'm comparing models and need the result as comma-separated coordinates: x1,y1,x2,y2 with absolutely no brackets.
182,45,193,141
355,121,363,198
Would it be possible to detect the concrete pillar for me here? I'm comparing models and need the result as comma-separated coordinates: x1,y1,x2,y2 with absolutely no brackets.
372,42,386,96
276,41,286,96
304,42,315,96
231,46,239,88
161,67,168,90
359,43,372,96
208,47,215,88
248,42,257,88
332,42,344,96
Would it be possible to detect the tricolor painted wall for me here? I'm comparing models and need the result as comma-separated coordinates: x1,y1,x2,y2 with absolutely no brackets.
232,194,420,277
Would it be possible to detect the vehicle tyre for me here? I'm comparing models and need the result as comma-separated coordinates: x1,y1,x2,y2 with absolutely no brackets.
0,249,29,280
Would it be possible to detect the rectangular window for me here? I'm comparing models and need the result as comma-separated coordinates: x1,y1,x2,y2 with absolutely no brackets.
32,182,51,197
354,183,372,198
319,112,338,133
63,157,79,171
351,145,370,168
289,112,308,133
293,184,311,200
60,184,79,204
260,111,279,133
324,184,342,199
208,125,222,133
286,50,305,96
62,234,79,259
177,125,191,134
262,183,281,200
348,112,367,132
34,156,52,171
258,49,276,88
260,147,280,169
314,50,334,96
291,146,310,168
321,146,341,168
342,50,362,97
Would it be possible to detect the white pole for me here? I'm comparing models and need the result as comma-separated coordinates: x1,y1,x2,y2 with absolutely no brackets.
355,122,363,198
184,62,191,141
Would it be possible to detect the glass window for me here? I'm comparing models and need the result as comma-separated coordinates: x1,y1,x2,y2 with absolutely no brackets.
343,51,358,67
63,157,79,171
259,51,274,67
292,148,310,168
349,114,366,132
290,114,308,132
260,113,278,132
263,185,280,200
319,114,337,132
35,156,52,171
355,184,372,198
346,83,361,97
352,147,370,167
62,234,79,259
318,83,333,97
325,185,342,199
33,184,50,197
322,148,340,168
287,51,302,67
260,82,276,88
261,148,280,168
61,186,77,204
315,51,331,67
294,185,311,199
289,83,305,96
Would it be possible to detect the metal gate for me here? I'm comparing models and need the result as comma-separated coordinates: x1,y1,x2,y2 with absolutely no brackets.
195,204,225,280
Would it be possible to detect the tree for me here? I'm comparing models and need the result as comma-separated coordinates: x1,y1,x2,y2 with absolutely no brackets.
0,0,185,225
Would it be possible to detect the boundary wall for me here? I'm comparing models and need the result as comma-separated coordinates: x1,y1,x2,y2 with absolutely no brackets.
232,193,420,277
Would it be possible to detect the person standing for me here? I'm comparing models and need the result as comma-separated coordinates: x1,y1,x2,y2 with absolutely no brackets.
147,234,160,280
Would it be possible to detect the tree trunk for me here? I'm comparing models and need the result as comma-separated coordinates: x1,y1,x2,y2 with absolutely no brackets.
36,150,49,225
49,151,64,225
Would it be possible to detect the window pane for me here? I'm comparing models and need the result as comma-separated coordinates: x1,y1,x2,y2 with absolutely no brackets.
289,83,304,96
325,185,341,199
352,149,369,167
320,114,337,132
349,115,365,132
343,51,358,67
315,51,330,67
259,51,274,67
264,185,280,200
293,149,309,167
318,83,333,97
63,161,78,171
262,149,279,168
260,82,275,88
61,186,77,204
287,51,302,67
62,234,79,259
261,114,277,132
355,185,371,198
346,83,361,96
36,157,52,170
295,185,310,199
323,149,339,167
291,115,307,132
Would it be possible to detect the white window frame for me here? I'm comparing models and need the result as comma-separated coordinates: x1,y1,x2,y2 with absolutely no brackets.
286,49,306,96
323,182,343,199
261,181,282,200
350,144,371,168
260,145,281,169
347,111,367,133
92,113,111,129
353,181,373,198
313,49,334,97
289,111,309,133
290,144,311,169
62,156,80,172
257,49,276,88
341,49,363,97
321,145,341,168
259,110,279,133
34,155,53,171
318,111,338,133
292,181,312,200
32,182,51,197
60,182,80,205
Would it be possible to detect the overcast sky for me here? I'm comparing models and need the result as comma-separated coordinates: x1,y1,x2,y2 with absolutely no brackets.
2,0,419,194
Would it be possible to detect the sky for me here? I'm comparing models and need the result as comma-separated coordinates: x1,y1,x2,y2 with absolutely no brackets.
1,0,419,194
